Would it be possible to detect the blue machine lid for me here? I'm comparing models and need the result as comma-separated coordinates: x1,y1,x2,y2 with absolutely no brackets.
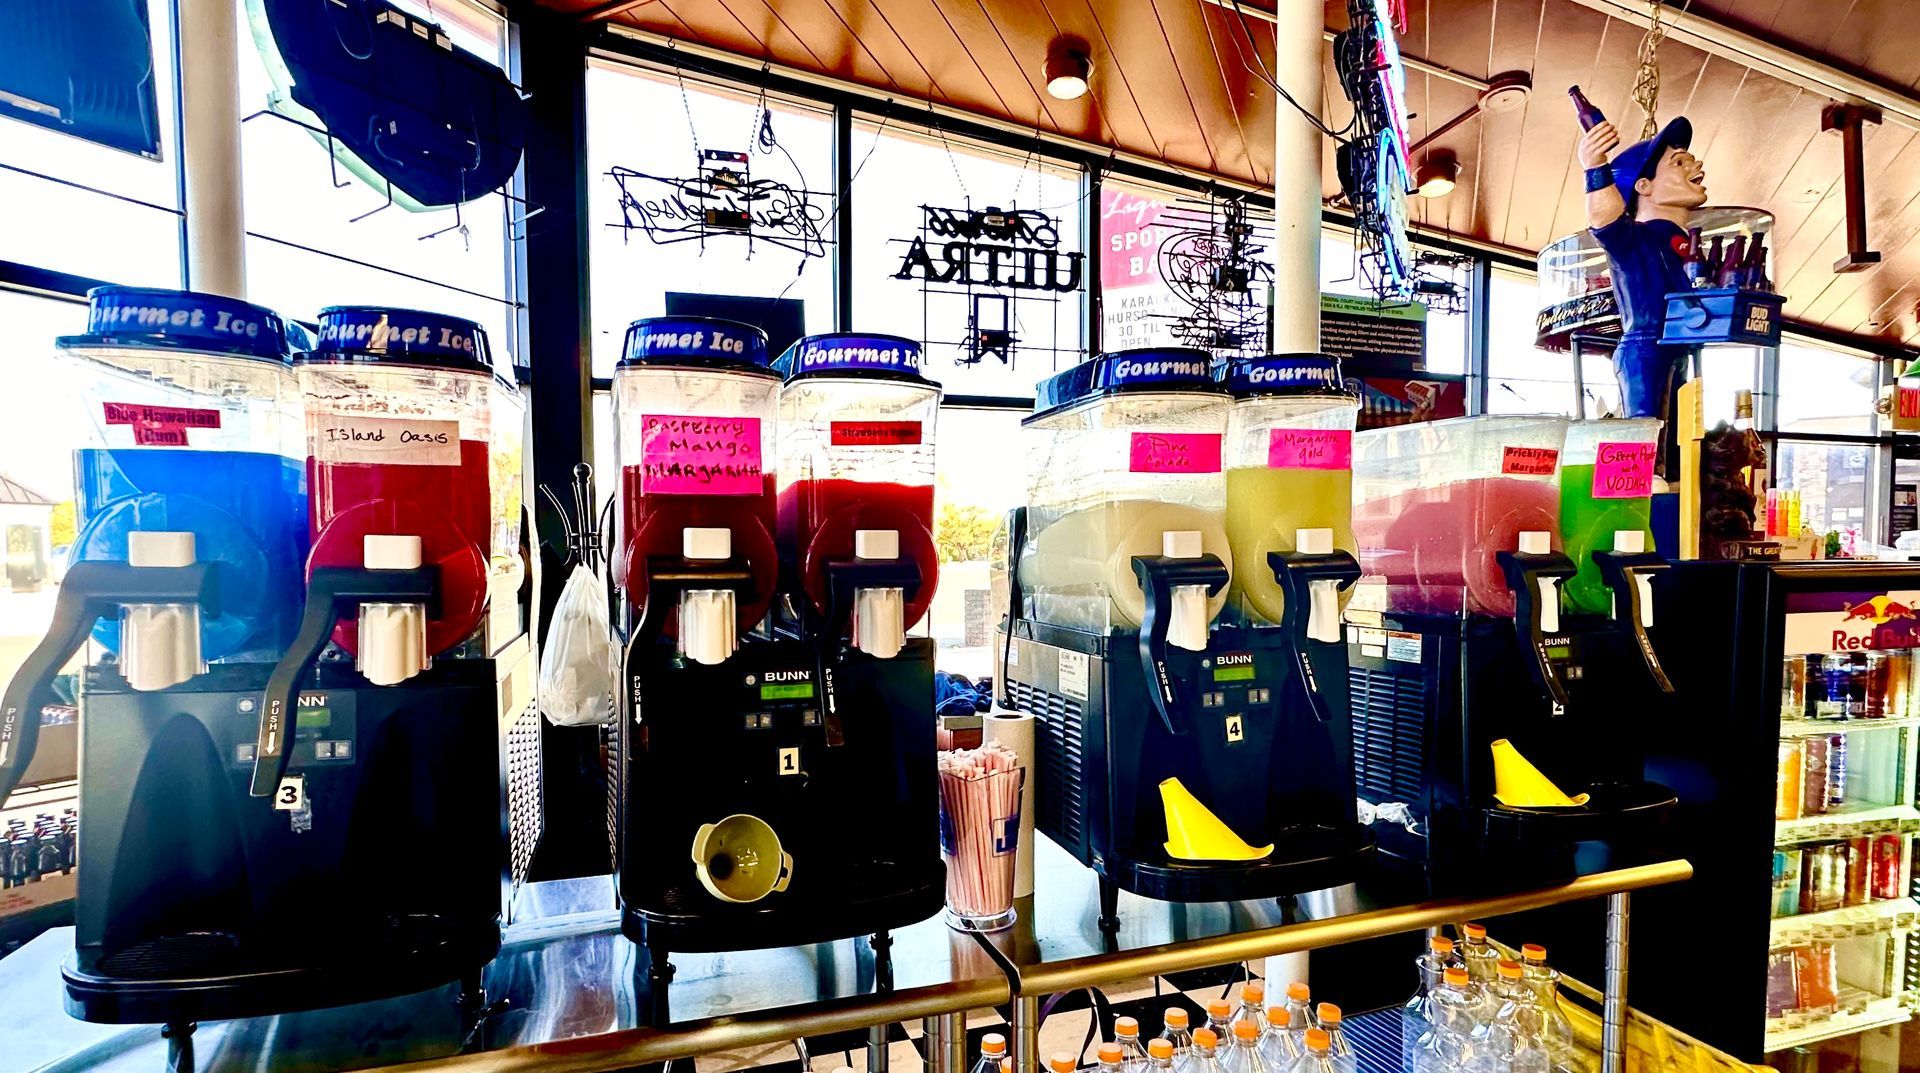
618,316,774,375
56,287,292,363
774,333,937,386
302,306,494,375
1030,348,1223,420
1219,353,1355,399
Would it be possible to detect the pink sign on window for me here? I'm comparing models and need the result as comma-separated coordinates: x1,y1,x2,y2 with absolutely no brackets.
1129,432,1222,474
1593,441,1658,499
639,414,764,495
1268,428,1352,470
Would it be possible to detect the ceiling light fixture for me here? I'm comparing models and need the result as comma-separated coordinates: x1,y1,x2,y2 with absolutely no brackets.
1045,41,1092,100
1416,152,1460,198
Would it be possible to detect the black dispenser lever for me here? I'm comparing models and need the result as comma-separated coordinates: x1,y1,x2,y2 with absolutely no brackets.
1269,540,1363,722
1592,541,1674,693
819,551,922,746
251,565,439,797
1496,537,1578,712
1130,551,1229,737
0,560,216,804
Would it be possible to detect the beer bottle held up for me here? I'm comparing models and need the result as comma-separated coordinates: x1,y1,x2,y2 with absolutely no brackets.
1568,86,1608,130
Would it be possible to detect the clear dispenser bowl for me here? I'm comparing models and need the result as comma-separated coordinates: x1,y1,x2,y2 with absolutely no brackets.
1224,394,1359,625
1019,392,1231,633
1353,415,1568,616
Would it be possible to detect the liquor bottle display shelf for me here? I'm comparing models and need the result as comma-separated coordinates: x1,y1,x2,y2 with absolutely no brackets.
1776,803,1920,845
1764,992,1912,1053
1770,897,1920,949
1779,715,1920,738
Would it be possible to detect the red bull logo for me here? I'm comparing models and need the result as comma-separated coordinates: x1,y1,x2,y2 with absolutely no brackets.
1832,595,1920,650
1840,596,1919,624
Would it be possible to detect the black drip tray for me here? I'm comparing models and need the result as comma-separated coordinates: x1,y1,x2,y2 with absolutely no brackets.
97,932,243,980
1481,779,1679,847
1116,822,1377,903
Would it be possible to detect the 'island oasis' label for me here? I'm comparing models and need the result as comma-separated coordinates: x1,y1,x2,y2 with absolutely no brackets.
639,414,764,495
312,415,460,466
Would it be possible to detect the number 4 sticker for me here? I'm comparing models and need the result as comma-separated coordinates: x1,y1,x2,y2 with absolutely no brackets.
1224,715,1245,744
275,775,306,811
777,747,802,776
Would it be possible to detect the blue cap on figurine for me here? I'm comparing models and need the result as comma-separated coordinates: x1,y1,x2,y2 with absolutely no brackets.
1613,116,1693,214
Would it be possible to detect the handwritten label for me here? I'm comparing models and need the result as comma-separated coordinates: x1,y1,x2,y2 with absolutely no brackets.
1500,446,1560,476
104,401,222,447
640,414,763,495
830,420,923,447
1128,432,1222,474
1268,428,1352,470
313,415,460,466
1593,441,1658,499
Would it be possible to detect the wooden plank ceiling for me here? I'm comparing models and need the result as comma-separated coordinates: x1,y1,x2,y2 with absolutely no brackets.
544,0,1920,352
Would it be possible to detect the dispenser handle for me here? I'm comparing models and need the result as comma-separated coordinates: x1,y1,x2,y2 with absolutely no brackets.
1268,549,1363,723
1495,549,1578,711
819,555,923,746
251,565,439,797
0,561,216,804
623,555,758,729
1591,551,1675,693
1130,554,1229,737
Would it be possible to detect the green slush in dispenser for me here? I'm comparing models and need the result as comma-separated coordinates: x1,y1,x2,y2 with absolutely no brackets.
1558,419,1660,615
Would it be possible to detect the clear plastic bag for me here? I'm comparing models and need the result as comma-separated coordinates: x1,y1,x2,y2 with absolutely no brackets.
538,563,616,726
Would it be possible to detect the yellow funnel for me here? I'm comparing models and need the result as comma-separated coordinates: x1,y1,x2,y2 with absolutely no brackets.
1490,739,1591,808
1160,778,1273,861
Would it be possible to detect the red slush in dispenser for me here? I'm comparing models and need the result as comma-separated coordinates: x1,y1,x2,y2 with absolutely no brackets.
298,307,496,678
615,317,780,663
774,334,940,654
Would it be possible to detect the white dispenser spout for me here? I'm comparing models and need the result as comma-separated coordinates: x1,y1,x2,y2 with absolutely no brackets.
121,531,204,692
851,529,906,659
679,527,737,666
1614,529,1656,628
1161,530,1210,653
1517,530,1560,635
1295,527,1343,644
357,534,430,687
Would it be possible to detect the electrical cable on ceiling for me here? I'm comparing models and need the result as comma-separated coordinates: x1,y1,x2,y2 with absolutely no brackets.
1225,0,1353,142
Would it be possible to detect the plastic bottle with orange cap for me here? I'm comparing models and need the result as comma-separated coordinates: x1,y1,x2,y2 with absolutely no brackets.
1161,1006,1195,1056
1051,1053,1083,1073
1232,981,1266,1039
1460,923,1502,987
1114,1015,1150,1070
1412,966,1491,1073
974,1033,1010,1073
1401,934,1465,1067
1097,1042,1130,1073
1145,1038,1178,1073
1288,1028,1340,1073
1204,998,1235,1041
1260,1005,1302,1068
1485,959,1550,1073
1519,944,1576,1073
1187,1028,1225,1073
1315,1004,1356,1073
1221,1018,1271,1073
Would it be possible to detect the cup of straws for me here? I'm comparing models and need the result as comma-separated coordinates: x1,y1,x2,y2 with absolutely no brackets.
937,743,1026,932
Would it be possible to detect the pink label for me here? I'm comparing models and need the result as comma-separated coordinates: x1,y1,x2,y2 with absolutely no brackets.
831,420,922,446
1267,428,1352,470
1500,446,1559,476
639,414,764,495
104,401,221,447
1128,432,1222,474
1593,441,1658,499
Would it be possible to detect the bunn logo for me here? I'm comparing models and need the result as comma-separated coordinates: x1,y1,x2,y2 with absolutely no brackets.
297,693,327,708
1216,652,1255,667
764,670,812,683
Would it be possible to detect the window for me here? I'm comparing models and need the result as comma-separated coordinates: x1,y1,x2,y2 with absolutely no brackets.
850,118,1085,399
1773,440,1873,549
586,59,835,377
1486,266,1598,416
0,289,91,718
0,0,181,286
927,407,1025,679
236,0,518,345
1776,338,1879,436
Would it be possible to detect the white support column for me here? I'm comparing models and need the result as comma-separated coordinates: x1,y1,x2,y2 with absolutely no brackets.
1264,0,1326,990
1270,0,1325,354
178,0,247,297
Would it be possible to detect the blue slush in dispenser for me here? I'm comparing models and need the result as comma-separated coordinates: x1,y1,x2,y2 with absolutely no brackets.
62,286,308,667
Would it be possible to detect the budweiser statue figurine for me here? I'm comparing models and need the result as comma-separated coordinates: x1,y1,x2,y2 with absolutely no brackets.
1576,94,1708,455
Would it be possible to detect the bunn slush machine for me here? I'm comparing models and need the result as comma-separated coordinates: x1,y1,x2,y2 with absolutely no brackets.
1346,415,1677,892
999,349,1373,928
242,307,508,1015
613,322,944,977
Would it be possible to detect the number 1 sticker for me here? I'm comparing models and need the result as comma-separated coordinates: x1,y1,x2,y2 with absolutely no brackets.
275,775,306,811
777,747,801,776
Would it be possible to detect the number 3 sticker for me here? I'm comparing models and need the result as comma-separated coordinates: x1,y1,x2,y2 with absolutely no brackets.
275,775,306,811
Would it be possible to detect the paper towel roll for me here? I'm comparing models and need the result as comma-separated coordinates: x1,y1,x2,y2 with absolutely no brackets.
984,708,1037,898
